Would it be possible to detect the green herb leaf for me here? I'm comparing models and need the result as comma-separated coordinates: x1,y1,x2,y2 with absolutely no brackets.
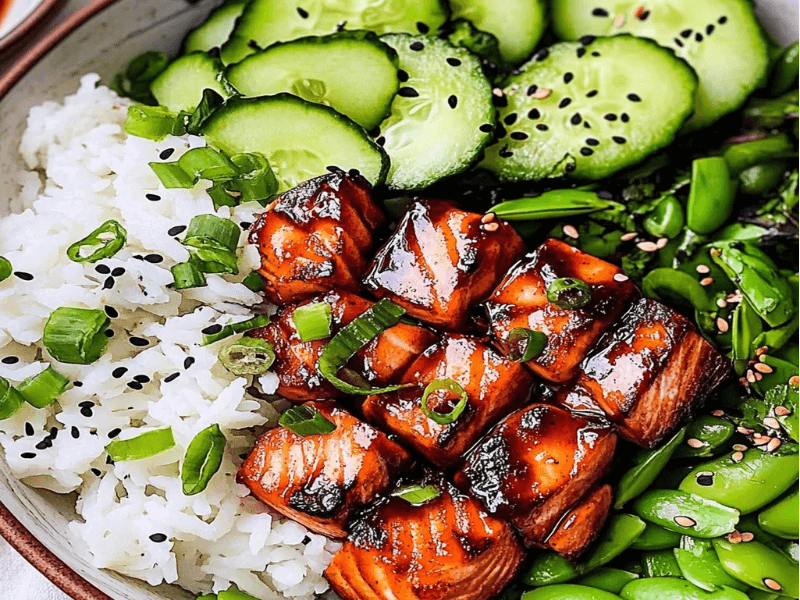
242,272,265,292
279,405,336,437
420,378,469,425
109,51,168,105
391,483,441,506
181,424,226,496
66,220,127,264
186,89,226,135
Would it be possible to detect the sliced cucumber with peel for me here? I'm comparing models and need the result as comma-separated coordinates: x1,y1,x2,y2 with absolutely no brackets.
378,33,494,190
481,36,697,182
150,53,229,113
202,94,388,191
550,0,769,130
183,0,248,54
226,31,399,130
221,0,448,64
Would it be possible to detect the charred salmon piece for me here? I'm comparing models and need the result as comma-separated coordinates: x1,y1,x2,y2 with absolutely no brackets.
248,290,436,402
484,238,639,384
455,403,617,547
249,170,385,305
364,199,526,331
363,334,533,467
576,298,730,448
324,471,525,600
237,401,413,539
546,484,613,559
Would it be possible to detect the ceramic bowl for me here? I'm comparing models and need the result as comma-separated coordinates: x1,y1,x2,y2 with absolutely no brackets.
0,1,797,599
0,0,65,56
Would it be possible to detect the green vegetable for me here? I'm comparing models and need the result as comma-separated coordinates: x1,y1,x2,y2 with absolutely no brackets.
171,261,207,290
186,89,226,135
124,105,184,141
642,269,712,312
523,585,623,600
489,190,615,221
673,416,734,459
201,315,271,346
217,590,261,600
218,337,275,376
769,41,799,96
738,162,788,196
419,378,469,425
686,157,738,235
181,424,226,496
292,302,332,342
758,489,798,539
17,366,70,409
279,405,336,437
525,552,580,586
575,568,639,594
713,539,799,597
106,428,175,462
66,220,128,264
150,162,196,188
547,277,592,310
583,514,648,571
43,307,110,365
729,384,798,441
109,51,168,104
641,550,682,577
630,523,682,551
241,272,265,293
391,483,441,506
176,147,239,183
643,195,684,239
0,377,24,420
723,134,796,177
183,214,241,276
731,299,763,375
631,489,739,538
0,257,10,283
674,537,748,593
615,427,686,509
508,328,547,362
619,578,749,600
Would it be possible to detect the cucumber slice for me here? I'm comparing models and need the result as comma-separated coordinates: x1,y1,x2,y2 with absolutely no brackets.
226,31,399,130
202,94,388,190
449,0,547,65
550,0,769,130
150,53,229,113
481,36,697,182
221,0,448,64
183,0,248,54
377,33,494,190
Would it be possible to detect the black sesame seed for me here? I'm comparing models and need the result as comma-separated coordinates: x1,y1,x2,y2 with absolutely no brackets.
149,533,168,543
134,374,150,384
164,372,180,383
409,41,424,51
534,49,549,61
495,124,507,138
528,108,541,120
113,368,129,381
696,473,714,486
105,306,119,319
127,381,143,391
240,222,252,230
348,168,360,178
133,256,144,261
296,6,308,18
571,113,582,125
108,428,121,439
558,98,572,109
14,272,33,281
448,95,458,109
565,163,577,173
498,148,514,158
129,337,149,347
674,39,684,47
621,112,630,122
492,94,507,108
105,329,115,338
446,57,461,67
102,277,115,290
202,324,223,335
398,87,419,98
95,264,111,274
604,113,618,121
577,47,587,58
584,121,592,129
1,356,19,364
167,226,186,237
586,138,600,146
376,136,386,147
184,357,196,369
79,400,94,408
706,24,715,35
591,51,600,57
326,165,343,174
106,455,114,465
91,468,102,476
526,84,538,96
159,148,174,160
48,427,58,439
613,136,627,144
73,381,83,387
80,406,93,418
536,124,549,131
580,147,594,156
627,93,642,102
564,72,574,84
510,132,529,141
397,69,409,82
71,426,80,439
416,21,429,33
580,35,596,46
21,452,36,459
586,90,598,97
504,113,518,126
111,267,126,277
695,33,703,42
144,254,163,264
25,423,34,436
592,7,609,16
145,193,161,202
35,439,52,450
479,123,494,133
718,16,728,24
681,29,693,38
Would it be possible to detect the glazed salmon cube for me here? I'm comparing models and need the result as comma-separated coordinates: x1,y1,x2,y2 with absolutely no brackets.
324,471,525,600
249,170,385,305
546,484,613,559
485,238,639,384
237,401,413,539
455,403,617,547
248,291,436,402
363,334,534,467
364,200,525,331
573,298,730,448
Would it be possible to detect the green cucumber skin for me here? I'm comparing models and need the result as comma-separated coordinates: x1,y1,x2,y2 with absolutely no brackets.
150,52,229,113
226,30,399,131
183,0,249,55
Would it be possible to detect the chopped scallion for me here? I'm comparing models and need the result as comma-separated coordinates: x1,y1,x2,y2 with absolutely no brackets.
0,377,24,420
217,590,261,600
391,483,441,506
219,338,275,376
171,261,207,290
17,366,71,409
207,182,240,210
202,314,271,345
292,302,332,342
66,220,127,264
183,214,241,275
106,427,175,462
420,378,469,425
181,424,226,496
186,89,226,135
227,153,279,206
43,307,110,365
242,272,265,292
0,257,11,283
546,277,592,310
508,328,547,362
279,405,336,437
125,105,183,141
178,147,238,182
149,162,196,189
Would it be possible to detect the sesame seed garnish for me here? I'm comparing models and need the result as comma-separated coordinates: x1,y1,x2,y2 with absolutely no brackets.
614,14,625,27
129,337,149,347
681,29,693,38
767,438,782,452
167,225,186,237
614,273,629,282
562,225,579,239
498,148,514,158
718,16,728,24
134,374,150,384
164,372,180,383
639,10,650,20
483,223,500,232
21,452,36,459
716,317,729,333
754,362,773,374
1,356,19,364
105,305,119,319
504,113,518,126
637,241,659,252
112,367,128,379
80,405,93,417
409,41,424,51
149,533,168,543
580,35,596,46
775,405,791,416
571,113,582,125
24,422,34,436
604,113,618,121
108,428,121,439
565,163,576,172
531,87,552,99
627,93,642,102
592,51,600,56
71,426,80,439
687,438,705,448
564,72,574,84
696,471,714,486
559,98,572,109
577,47,587,58
398,87,419,98
621,113,630,122
763,579,782,592
740,532,754,542
446,57,461,67
534,49,549,61
586,137,599,146
296,6,309,18
706,24,715,35
674,516,696,528
592,7,609,16
105,330,114,338
159,148,174,160
14,272,33,281
145,193,161,202
127,381,143,391
35,438,52,450
675,38,685,48
621,232,637,241
536,124,549,131
447,95,458,109
700,277,714,286
586,90,598,97
376,136,386,147
397,69,409,82
526,84,538,96
580,147,594,156
202,324,224,335
111,267,125,277
416,21,429,33
96,265,110,275
240,221,252,230
790,375,799,386
481,213,495,224
731,451,744,463
479,123,494,133
102,277,115,290
695,33,703,42
612,136,627,144
510,132,529,141
528,108,541,120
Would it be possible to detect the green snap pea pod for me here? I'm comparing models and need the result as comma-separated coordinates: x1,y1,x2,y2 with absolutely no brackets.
674,416,735,459
731,299,763,376
659,464,699,490
753,319,799,360
752,355,799,395
642,270,713,312
524,552,579,586
723,134,797,177
687,157,738,234
489,190,616,221
641,550,682,577
576,568,639,594
774,539,799,563
736,514,779,545
218,591,260,600
770,42,800,96
675,537,749,592
584,513,648,571
744,91,799,129
713,539,799,597
614,428,687,509
631,489,739,538
738,162,789,197
630,522,682,550
522,584,623,600
643,195,685,239
747,591,780,600
679,449,799,514
620,578,750,600
757,490,799,539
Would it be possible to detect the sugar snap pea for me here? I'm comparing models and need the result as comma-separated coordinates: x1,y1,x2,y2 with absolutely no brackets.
614,427,687,509
522,584,623,600
631,490,739,538
524,552,579,586
489,190,616,221
713,539,799,597
769,41,799,96
752,355,799,395
642,270,713,312
731,299,763,375
746,591,780,600
674,416,735,459
687,157,738,234
630,522,682,550
620,577,750,600
583,513,648,571
774,539,799,563
738,162,788,196
757,490,799,539
576,568,639,594
641,550,682,577
675,537,749,592
679,449,799,514
723,134,797,177
643,195,684,239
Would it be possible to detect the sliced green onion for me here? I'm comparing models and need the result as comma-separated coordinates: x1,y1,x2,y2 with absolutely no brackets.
508,328,548,362
202,314,271,346
420,378,469,425
43,307,110,365
0,257,12,283
546,277,592,310
318,299,408,395
292,302,332,342
218,590,261,600
183,214,241,275
227,153,278,206
181,424,226,496
186,89,226,135
219,337,275,376
125,105,183,141
242,272,265,292
66,220,127,264
391,483,441,506
207,182,241,210
149,161,196,188
0,377,24,420
171,261,207,290
279,405,336,436
178,147,238,182
106,427,175,462
17,366,71,409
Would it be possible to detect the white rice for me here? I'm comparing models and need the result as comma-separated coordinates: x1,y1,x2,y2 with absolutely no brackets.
0,75,339,599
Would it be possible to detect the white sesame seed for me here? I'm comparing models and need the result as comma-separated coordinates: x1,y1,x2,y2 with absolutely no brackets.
775,406,791,416
531,87,553,99
764,417,781,429
562,224,579,239
687,438,705,448
614,14,626,27
481,212,495,224
637,241,659,252
621,232,638,241
696,264,711,274
656,237,669,249
716,317,729,333
483,222,500,232
700,277,714,286
613,273,629,282
754,362,773,374
716,298,728,308
674,516,696,527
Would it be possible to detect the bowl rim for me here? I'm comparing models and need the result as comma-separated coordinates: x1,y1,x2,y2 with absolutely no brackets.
0,0,69,57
